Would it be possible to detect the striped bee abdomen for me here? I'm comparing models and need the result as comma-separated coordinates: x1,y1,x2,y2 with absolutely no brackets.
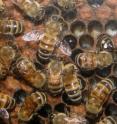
0,20,24,35
36,15,64,65
47,59,64,96
63,63,83,103
13,57,46,89
18,91,47,121
86,78,114,115
0,92,16,110
37,33,59,65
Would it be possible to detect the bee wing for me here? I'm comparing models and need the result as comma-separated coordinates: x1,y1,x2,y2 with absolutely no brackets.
59,41,72,56
64,115,87,124
0,108,9,119
22,30,45,42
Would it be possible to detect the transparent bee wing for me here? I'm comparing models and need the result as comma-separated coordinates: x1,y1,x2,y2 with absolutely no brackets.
77,116,87,124
64,115,87,124
22,30,45,42
0,108,9,119
59,41,72,56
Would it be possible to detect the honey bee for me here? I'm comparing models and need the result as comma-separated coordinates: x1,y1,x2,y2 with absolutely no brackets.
86,78,114,115
0,92,16,110
12,57,46,89
97,116,117,124
62,63,83,103
0,0,5,12
0,20,24,35
47,59,64,96
18,91,47,122
36,15,64,65
75,51,113,70
11,0,45,22
0,45,17,79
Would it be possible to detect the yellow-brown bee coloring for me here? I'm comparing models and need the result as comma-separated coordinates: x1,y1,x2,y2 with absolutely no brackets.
47,59,64,95
0,20,24,35
18,91,47,121
12,0,45,22
0,45,17,79
76,51,113,70
0,92,15,110
86,78,114,115
13,57,46,89
62,63,83,102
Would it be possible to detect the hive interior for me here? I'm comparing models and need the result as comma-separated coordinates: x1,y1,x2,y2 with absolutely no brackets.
0,0,117,124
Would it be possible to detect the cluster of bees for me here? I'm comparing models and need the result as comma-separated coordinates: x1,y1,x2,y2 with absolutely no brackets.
0,0,116,124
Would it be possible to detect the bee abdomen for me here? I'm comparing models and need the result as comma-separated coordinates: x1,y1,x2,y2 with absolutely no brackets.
48,82,63,94
36,49,52,64
65,88,82,102
0,93,16,110
7,97,16,110
18,91,47,121
37,49,51,59
1,20,24,35
86,78,114,115
33,91,47,105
